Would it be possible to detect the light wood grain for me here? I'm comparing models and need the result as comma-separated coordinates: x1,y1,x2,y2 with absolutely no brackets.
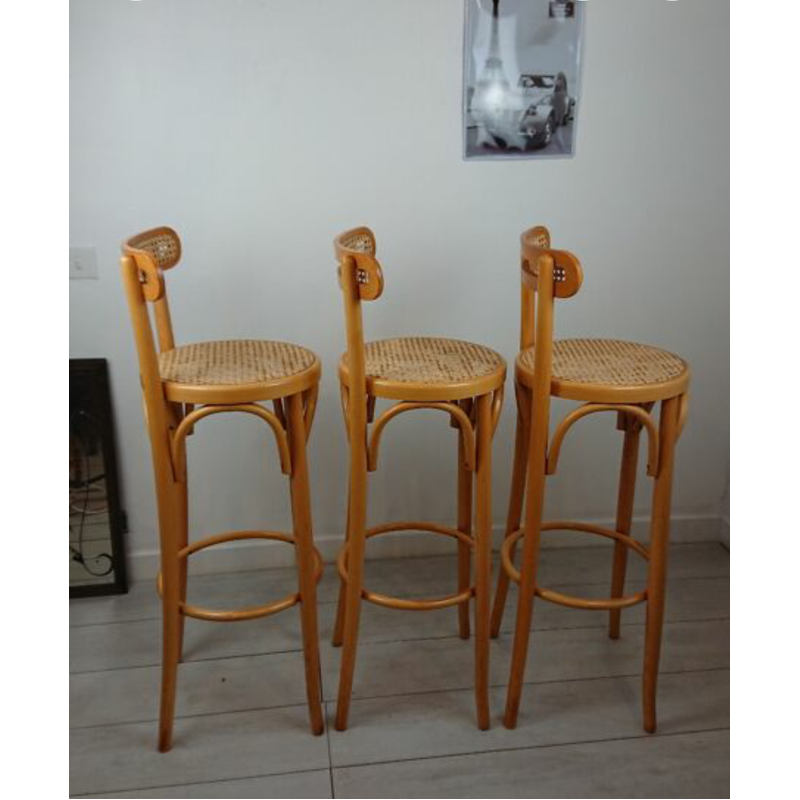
332,227,505,730
121,227,324,749
495,225,691,733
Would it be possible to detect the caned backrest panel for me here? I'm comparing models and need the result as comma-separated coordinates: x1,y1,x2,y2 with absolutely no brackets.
520,226,582,299
122,226,182,303
121,226,181,353
125,226,181,269
334,227,384,302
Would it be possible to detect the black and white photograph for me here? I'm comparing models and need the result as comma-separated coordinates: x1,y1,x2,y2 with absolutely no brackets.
464,0,584,159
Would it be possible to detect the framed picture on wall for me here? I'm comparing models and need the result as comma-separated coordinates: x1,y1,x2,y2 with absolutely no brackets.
463,0,585,160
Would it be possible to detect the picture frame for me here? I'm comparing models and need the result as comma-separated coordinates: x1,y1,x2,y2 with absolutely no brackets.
463,0,585,160
69,358,128,597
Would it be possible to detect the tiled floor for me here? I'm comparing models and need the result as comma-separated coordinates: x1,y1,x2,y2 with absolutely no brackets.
70,543,730,798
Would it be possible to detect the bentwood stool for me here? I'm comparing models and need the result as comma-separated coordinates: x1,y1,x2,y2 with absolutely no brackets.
331,227,506,730
492,226,690,732
120,227,324,751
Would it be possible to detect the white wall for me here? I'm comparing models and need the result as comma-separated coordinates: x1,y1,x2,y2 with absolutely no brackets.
70,0,729,578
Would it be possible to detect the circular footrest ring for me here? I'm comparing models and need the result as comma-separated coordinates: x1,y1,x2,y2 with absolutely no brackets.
500,521,648,611
156,530,323,622
337,521,475,611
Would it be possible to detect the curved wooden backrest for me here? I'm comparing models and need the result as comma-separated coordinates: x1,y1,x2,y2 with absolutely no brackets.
520,225,583,299
519,225,583,354
120,224,183,424
333,227,385,471
120,226,181,355
334,226,384,302
121,226,182,303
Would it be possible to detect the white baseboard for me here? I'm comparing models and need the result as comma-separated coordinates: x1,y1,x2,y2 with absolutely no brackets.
126,513,724,583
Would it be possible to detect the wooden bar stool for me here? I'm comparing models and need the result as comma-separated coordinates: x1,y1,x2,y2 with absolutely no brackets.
331,227,506,731
492,225,690,732
120,227,324,751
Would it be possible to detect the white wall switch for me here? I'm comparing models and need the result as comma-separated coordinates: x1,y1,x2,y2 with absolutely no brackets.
69,246,99,280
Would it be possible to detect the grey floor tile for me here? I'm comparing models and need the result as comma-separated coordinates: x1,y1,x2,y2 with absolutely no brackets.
71,572,727,675
321,619,730,702
327,669,729,767
76,769,332,798
70,566,337,627
529,542,729,586
70,607,314,672
316,576,729,646
69,543,729,629
505,575,729,632
332,729,730,798
69,548,729,798
324,543,729,605
71,650,317,727
69,707,330,796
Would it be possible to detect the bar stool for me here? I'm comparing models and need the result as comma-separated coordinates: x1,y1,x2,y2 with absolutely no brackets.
120,227,324,751
331,227,506,730
492,226,689,732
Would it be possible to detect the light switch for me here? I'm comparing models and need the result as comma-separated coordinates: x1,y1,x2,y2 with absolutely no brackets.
70,246,99,280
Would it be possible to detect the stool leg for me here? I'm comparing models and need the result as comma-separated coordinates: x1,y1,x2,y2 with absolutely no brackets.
491,383,530,638
158,555,181,751
333,391,354,648
286,393,324,735
503,396,548,729
457,411,473,640
332,488,350,647
334,414,369,731
156,478,182,753
643,395,680,733
175,471,188,661
167,401,190,664
608,419,642,639
473,394,493,730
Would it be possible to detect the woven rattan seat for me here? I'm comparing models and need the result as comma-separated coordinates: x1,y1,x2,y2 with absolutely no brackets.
339,336,506,400
158,340,319,403
517,338,689,402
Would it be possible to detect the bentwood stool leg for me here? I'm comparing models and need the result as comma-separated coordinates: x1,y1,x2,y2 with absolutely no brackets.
504,383,549,729
608,414,642,639
334,509,366,731
156,477,182,752
503,496,544,728
457,406,473,640
286,392,324,735
175,467,189,661
163,400,190,664
332,389,354,649
473,393,493,730
490,383,531,638
331,488,351,648
643,395,680,732
335,399,369,731
158,580,181,752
